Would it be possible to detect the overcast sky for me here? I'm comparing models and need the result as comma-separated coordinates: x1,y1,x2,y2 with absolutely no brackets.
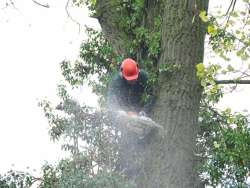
0,0,99,174
0,0,249,177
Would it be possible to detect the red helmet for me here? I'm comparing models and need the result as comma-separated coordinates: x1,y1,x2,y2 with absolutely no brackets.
120,58,139,81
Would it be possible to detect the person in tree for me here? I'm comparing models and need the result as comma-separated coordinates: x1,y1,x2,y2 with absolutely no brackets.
107,58,154,117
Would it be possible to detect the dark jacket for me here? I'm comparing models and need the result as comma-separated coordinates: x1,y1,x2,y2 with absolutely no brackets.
107,70,154,114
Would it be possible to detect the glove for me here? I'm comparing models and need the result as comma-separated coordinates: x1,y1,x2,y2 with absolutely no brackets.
139,111,146,117
127,111,137,116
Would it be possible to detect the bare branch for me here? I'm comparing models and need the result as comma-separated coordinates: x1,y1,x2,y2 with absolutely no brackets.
225,0,236,16
1,3,8,9
215,80,250,85
65,0,81,33
9,0,16,8
2,0,18,10
224,0,237,26
203,104,228,125
32,0,50,8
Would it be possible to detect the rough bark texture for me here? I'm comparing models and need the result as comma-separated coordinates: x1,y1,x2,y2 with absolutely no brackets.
148,1,209,187
96,0,129,55
96,0,209,187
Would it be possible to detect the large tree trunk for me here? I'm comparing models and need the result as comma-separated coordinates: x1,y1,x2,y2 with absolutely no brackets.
96,0,209,187
146,1,208,187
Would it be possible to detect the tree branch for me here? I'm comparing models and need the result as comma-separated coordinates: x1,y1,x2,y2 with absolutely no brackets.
201,104,228,125
95,0,129,56
2,0,18,10
32,0,50,8
226,0,237,23
215,80,250,84
225,0,236,16
65,0,81,33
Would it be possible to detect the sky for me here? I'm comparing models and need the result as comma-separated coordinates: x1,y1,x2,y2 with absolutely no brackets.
0,0,99,174
0,0,249,179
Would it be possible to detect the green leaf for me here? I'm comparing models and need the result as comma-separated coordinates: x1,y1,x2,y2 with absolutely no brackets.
227,65,234,72
196,63,205,79
230,11,239,17
90,0,96,6
207,25,217,36
199,11,209,22
214,141,220,148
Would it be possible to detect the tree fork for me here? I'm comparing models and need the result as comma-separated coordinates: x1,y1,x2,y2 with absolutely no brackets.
96,0,130,55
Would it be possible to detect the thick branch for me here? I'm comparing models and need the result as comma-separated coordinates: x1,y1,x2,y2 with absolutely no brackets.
95,0,163,60
215,80,250,84
95,0,129,56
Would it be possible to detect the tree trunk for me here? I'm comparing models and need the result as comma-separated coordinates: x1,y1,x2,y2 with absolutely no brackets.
96,0,209,187
145,1,208,187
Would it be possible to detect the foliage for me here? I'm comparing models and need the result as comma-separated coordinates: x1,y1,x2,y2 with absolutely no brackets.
36,84,134,187
199,105,250,187
0,170,35,188
196,2,250,186
38,84,120,170
37,160,134,188
196,63,223,103
73,0,96,11
200,4,250,62
60,27,120,105
0,83,133,188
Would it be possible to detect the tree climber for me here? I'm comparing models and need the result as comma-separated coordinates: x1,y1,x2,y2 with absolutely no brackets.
107,58,154,117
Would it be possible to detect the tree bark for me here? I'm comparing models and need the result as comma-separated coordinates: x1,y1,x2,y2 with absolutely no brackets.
148,1,208,187
96,0,209,187
96,0,129,55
